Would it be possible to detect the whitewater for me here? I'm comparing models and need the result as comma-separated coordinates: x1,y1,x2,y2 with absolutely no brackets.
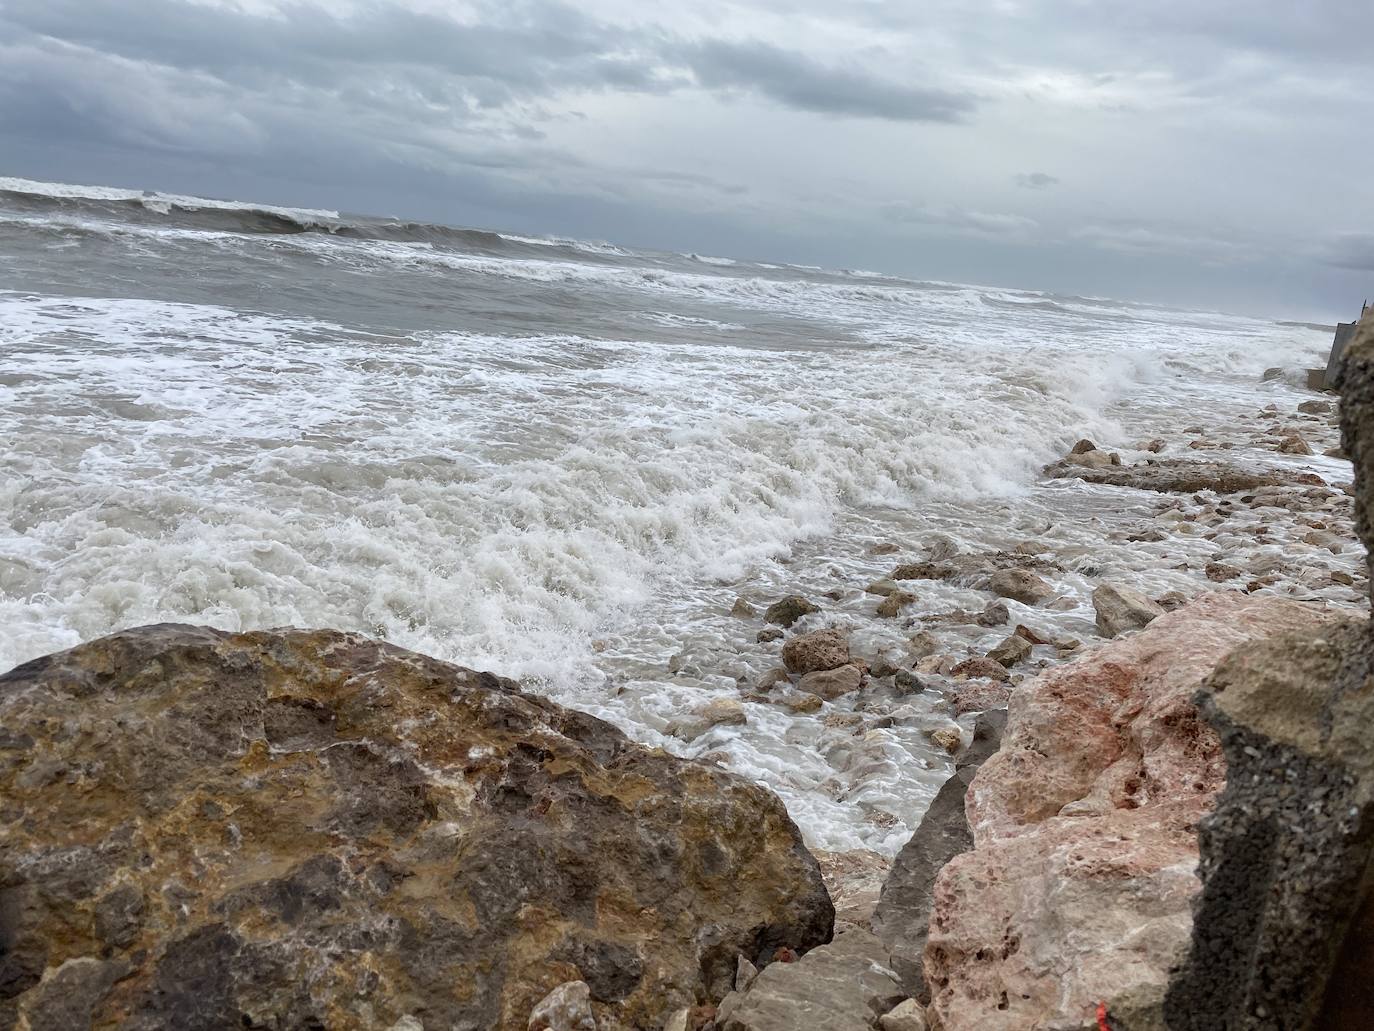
0,176,1340,854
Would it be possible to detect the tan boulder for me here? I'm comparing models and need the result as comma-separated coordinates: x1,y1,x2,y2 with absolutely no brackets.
923,592,1338,1031
876,592,918,617
985,569,1053,606
0,625,834,1031
1093,583,1166,637
798,664,864,700
782,628,850,675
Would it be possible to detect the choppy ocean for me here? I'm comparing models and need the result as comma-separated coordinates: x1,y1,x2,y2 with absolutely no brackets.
0,175,1341,853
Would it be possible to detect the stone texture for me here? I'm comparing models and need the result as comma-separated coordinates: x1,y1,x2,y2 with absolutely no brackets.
949,657,1009,683
876,592,918,618
985,569,1053,606
713,928,905,1031
797,664,864,701
782,628,850,675
529,981,597,1031
872,713,1005,997
669,698,748,742
0,625,834,1031
763,596,820,627
1092,582,1166,637
1045,457,1295,494
878,1000,928,1031
1164,619,1373,1029
924,593,1338,1031
986,635,1032,668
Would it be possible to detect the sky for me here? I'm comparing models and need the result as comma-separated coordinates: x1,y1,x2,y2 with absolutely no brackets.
1,0,1370,318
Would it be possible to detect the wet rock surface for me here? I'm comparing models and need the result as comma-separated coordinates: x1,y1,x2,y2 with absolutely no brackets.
924,592,1341,1031
0,625,833,1031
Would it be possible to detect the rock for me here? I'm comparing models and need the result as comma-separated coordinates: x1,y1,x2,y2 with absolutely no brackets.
1298,399,1334,415
950,657,1010,683
529,981,597,1031
985,569,1053,606
757,668,792,691
1045,458,1294,494
891,562,946,582
1137,438,1166,453
1278,434,1313,455
1012,624,1051,646
735,954,760,993
1070,438,1098,454
764,596,820,628
868,655,902,679
757,627,784,644
975,601,1009,627
1262,367,1284,381
1204,561,1240,582
1065,449,1119,469
873,712,1005,995
1325,445,1348,459
784,694,824,714
877,592,917,618
986,635,1032,668
866,579,902,597
664,1008,692,1031
813,849,891,930
0,625,834,1030
928,726,963,754
906,631,940,660
798,664,864,701
1156,590,1190,612
731,598,756,618
1092,582,1166,637
714,928,905,1031
925,593,1336,1031
948,680,1011,715
782,628,850,675
867,542,902,556
893,671,925,695
669,698,747,742
879,1000,928,1031
1165,617,1373,1028
916,654,957,676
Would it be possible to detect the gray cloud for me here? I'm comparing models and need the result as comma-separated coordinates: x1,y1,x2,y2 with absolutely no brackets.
885,203,1039,237
678,39,977,123
1015,172,1060,190
1321,234,1374,273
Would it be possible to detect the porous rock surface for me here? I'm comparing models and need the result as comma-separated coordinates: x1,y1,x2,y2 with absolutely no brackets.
0,625,833,1031
923,592,1339,1031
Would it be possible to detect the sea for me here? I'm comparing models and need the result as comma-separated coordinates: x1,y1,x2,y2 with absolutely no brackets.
0,175,1344,855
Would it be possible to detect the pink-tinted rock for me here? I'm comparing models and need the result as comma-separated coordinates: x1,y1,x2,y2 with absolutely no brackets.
923,592,1340,1031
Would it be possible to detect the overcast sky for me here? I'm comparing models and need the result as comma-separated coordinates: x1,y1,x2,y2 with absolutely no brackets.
2,0,1370,317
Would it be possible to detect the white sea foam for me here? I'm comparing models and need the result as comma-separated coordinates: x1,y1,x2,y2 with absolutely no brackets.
0,196,1339,853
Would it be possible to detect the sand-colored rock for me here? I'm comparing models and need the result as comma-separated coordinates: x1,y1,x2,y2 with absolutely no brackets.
798,664,864,700
782,628,850,675
950,656,1009,683
924,593,1338,1031
764,596,820,627
528,981,597,1030
1092,582,1165,637
0,625,833,1030
985,569,1053,606
876,592,917,618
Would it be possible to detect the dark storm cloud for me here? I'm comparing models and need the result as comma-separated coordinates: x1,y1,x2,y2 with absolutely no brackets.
0,0,974,124
1015,172,1059,190
676,39,976,122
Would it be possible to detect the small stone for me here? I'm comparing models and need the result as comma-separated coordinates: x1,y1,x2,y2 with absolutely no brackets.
756,668,791,692
782,628,850,675
894,670,925,694
1325,446,1348,460
798,664,864,700
986,569,1054,606
1093,583,1166,637
1013,624,1051,645
950,680,1012,715
866,579,902,597
906,631,940,660
1277,434,1313,455
763,596,820,628
528,980,596,1031
916,654,957,675
976,601,1010,627
877,592,918,618
869,655,902,679
1137,439,1166,453
880,999,929,1031
928,726,963,754
663,1009,691,1031
1155,591,1190,612
756,627,784,644
987,635,1033,668
669,699,748,742
1297,399,1334,415
1070,439,1098,454
735,953,760,992
1205,562,1241,583
1332,570,1355,586
783,694,824,714
867,542,902,556
730,598,756,618
951,657,1010,682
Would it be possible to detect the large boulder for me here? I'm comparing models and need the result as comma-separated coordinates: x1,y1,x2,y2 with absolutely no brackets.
0,625,834,1031
923,593,1339,1031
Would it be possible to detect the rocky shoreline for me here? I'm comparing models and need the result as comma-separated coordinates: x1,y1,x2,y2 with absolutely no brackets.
4,328,1373,1028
